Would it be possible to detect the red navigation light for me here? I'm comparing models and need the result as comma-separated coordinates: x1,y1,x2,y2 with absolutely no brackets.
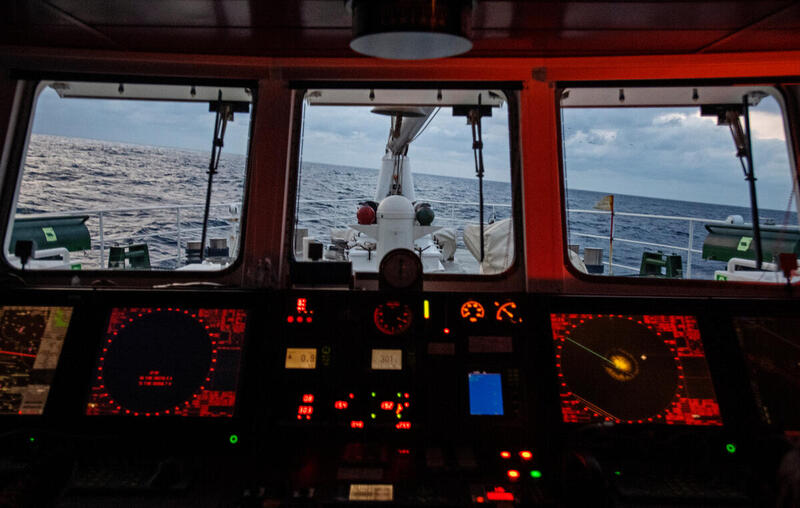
519,450,533,460
476,496,485,503
297,298,307,313
334,401,349,410
297,316,304,323
350,420,364,429
507,470,520,480
500,451,511,459
397,449,410,455
306,317,312,323
287,316,294,323
396,421,411,430
381,401,395,410
348,393,355,399
443,328,451,335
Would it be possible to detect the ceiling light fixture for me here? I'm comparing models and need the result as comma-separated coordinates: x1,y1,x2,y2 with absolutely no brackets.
347,0,473,60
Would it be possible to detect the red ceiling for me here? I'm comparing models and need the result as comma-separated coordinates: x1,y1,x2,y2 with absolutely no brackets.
3,1,800,57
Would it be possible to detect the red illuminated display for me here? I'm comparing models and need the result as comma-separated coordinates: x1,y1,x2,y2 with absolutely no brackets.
335,400,349,410
395,421,411,430
87,308,246,417
487,489,514,501
380,401,395,410
551,314,722,426
302,393,314,403
288,297,314,324
138,371,173,387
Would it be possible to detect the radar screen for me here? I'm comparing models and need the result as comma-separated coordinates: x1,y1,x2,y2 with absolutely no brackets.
551,314,722,426
0,306,72,415
735,317,800,430
87,308,247,417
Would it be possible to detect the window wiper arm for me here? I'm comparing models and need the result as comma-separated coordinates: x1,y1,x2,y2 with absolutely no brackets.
200,92,233,264
704,96,764,269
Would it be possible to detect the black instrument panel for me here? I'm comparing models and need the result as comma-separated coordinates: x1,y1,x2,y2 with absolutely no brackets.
0,287,794,506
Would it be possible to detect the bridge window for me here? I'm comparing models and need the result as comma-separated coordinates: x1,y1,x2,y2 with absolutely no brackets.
6,81,252,271
294,88,514,277
560,86,798,283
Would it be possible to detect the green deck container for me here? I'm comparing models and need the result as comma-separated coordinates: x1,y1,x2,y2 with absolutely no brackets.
702,223,800,263
10,216,91,253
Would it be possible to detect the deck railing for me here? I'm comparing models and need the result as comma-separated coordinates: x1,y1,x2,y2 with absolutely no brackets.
15,199,790,277
568,209,748,278
15,202,241,269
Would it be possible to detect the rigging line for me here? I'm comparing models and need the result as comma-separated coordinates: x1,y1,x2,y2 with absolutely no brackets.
296,96,308,228
408,107,441,144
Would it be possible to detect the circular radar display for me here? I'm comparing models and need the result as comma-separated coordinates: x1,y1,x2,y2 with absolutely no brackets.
558,316,679,422
98,309,215,414
374,301,413,335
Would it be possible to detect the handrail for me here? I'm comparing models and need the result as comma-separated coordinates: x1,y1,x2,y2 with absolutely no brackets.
567,209,751,278
14,202,241,269
14,197,787,278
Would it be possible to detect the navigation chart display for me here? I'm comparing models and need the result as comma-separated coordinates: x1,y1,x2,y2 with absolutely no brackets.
87,307,247,417
551,314,722,426
0,306,72,415
735,316,800,430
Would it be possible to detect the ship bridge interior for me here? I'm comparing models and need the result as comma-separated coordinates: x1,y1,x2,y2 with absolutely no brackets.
1,1,800,507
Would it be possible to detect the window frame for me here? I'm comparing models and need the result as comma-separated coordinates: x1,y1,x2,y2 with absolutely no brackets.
285,82,526,288
556,80,799,286
1,75,258,277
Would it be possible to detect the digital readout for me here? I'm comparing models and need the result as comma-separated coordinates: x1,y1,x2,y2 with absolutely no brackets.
371,349,402,370
285,348,317,369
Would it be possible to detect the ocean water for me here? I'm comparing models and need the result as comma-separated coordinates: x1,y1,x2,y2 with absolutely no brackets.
14,135,798,277
17,135,247,269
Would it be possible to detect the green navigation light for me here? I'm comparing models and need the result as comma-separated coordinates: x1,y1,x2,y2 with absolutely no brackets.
29,437,35,443
530,470,542,479
726,443,736,454
371,392,376,398
614,471,622,476
229,434,239,445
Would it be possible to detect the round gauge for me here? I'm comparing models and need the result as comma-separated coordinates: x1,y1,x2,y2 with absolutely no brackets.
374,301,413,335
379,249,423,290
495,301,522,324
460,300,485,323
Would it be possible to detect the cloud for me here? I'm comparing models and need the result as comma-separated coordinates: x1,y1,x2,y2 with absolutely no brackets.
562,101,793,209
749,111,786,141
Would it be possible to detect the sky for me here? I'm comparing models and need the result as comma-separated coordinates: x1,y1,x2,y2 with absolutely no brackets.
31,87,252,156
300,103,512,183
29,85,795,210
562,95,792,210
